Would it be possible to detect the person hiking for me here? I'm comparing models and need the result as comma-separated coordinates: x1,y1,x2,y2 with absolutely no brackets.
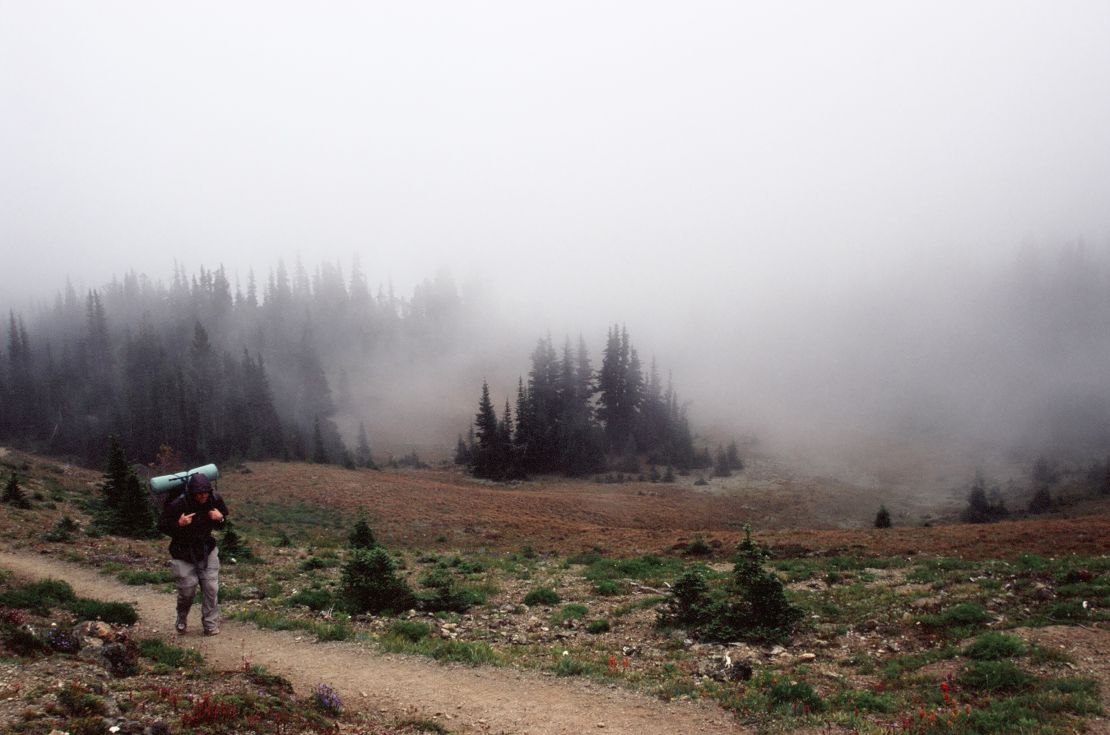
157,471,228,635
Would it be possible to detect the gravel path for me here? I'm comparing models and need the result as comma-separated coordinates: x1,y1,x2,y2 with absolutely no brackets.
0,549,746,735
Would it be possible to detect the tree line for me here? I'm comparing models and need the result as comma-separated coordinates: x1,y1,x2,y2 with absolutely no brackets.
0,258,464,468
460,326,705,479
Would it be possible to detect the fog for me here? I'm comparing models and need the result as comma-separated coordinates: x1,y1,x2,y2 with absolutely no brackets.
3,3,1110,474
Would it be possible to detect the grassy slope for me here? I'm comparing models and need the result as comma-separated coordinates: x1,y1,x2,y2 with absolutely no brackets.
0,449,1107,734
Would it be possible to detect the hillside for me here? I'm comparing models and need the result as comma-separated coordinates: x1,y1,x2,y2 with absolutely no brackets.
1,448,1108,734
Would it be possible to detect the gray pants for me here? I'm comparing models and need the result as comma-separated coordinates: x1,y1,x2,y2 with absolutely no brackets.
170,547,220,632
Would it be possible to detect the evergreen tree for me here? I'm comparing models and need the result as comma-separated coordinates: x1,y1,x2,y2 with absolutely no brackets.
221,520,251,559
1027,487,1053,514
242,352,285,458
348,517,378,549
312,417,329,464
499,399,517,478
472,381,501,479
454,434,471,465
339,547,415,614
97,435,156,537
961,472,1008,523
2,474,31,509
355,422,376,468
726,440,743,471
713,445,732,477
874,505,892,528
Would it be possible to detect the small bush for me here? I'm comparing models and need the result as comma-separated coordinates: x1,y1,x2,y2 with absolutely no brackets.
554,603,588,624
657,568,710,628
56,684,108,716
1,474,31,509
301,556,338,571
389,620,432,642
44,516,81,542
288,588,334,612
830,689,895,713
964,632,1026,660
418,569,483,613
428,639,499,665
592,580,623,596
960,660,1035,693
118,569,175,585
524,587,560,606
767,678,823,712
339,547,415,615
138,638,203,669
2,626,50,656
685,536,712,556
68,598,139,625
586,619,611,634
0,579,76,614
919,602,990,630
554,655,592,677
313,622,353,642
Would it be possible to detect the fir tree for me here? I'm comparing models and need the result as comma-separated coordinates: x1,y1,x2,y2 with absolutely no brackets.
355,422,376,468
98,435,156,537
1027,486,1053,514
472,381,501,479
2,474,31,509
348,517,378,550
713,445,732,478
726,440,743,471
221,520,251,559
874,504,892,528
339,547,415,614
454,434,471,465
311,417,329,464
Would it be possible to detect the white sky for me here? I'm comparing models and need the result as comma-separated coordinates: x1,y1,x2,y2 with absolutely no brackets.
3,2,1109,316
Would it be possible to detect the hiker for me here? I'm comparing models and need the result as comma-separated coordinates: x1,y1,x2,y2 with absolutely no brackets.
157,471,229,636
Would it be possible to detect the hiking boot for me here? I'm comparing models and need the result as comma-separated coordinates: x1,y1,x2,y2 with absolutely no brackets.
203,627,220,636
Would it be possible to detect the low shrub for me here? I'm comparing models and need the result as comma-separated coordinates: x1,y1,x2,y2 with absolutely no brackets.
960,660,1035,693
288,588,334,612
767,678,823,713
964,632,1025,660
56,684,108,716
389,620,432,642
0,578,76,614
68,598,139,625
138,638,203,669
586,619,610,634
118,569,175,585
554,655,593,677
44,516,80,542
339,547,415,615
592,580,623,596
554,604,588,624
524,587,560,606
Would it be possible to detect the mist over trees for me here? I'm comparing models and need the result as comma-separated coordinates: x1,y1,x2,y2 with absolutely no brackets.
466,326,698,479
0,259,468,467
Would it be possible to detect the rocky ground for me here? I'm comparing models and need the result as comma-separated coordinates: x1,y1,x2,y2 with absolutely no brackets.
1,448,1108,734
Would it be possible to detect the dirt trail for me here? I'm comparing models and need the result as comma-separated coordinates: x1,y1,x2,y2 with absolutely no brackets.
0,549,746,735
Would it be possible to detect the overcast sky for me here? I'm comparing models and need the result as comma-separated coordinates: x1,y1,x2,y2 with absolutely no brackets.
4,2,1110,462
4,2,1109,312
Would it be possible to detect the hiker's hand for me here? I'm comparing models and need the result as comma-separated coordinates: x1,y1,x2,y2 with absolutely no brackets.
178,513,195,527
208,508,224,522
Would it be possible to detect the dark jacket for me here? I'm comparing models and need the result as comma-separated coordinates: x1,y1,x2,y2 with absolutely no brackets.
157,491,229,564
